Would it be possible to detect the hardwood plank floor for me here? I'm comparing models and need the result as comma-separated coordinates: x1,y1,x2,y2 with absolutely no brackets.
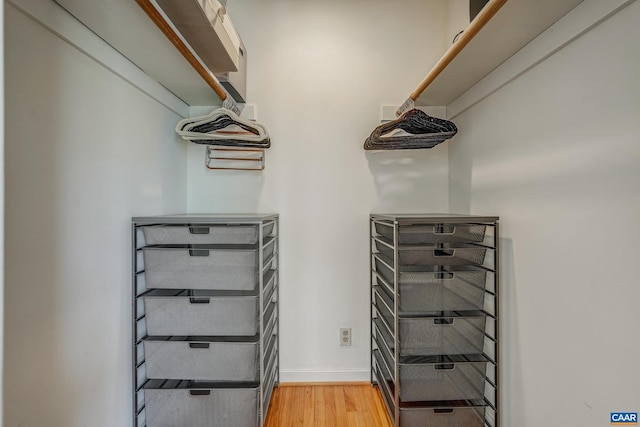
264,383,392,427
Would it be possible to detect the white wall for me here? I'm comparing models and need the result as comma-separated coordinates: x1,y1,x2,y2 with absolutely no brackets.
12,0,635,425
448,2,640,426
0,0,4,421
4,2,187,426
446,0,469,45
188,0,451,382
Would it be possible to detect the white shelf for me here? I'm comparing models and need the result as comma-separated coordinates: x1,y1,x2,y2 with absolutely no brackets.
53,0,583,108
54,0,225,106
415,0,584,107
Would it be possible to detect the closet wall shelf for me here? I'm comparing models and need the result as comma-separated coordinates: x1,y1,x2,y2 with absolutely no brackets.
408,0,583,109
53,0,242,106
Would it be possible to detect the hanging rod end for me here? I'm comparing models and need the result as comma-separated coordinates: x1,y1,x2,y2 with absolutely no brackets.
223,97,242,116
395,97,415,117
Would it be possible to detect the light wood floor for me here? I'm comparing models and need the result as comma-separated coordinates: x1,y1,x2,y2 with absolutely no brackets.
264,383,392,427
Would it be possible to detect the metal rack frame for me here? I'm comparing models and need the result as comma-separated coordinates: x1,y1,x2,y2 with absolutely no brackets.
132,214,279,427
369,214,499,427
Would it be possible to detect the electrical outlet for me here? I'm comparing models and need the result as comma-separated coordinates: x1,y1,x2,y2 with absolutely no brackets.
340,328,352,347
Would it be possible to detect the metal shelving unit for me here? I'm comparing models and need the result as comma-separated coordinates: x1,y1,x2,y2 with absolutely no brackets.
132,214,279,427
370,214,499,427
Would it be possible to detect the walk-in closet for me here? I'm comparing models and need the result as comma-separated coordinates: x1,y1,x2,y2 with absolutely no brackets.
3,0,639,426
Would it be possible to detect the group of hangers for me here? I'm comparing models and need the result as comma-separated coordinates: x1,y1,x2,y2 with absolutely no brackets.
175,107,270,171
176,107,270,148
363,109,457,150
177,107,455,152
176,105,455,153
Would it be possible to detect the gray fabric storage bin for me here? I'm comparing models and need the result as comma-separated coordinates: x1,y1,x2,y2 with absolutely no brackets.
264,328,278,371
400,315,486,356
373,324,395,375
373,288,395,335
400,406,486,427
145,385,259,427
376,241,492,269
144,338,259,381
263,269,276,305
398,280,486,314
144,292,259,337
375,222,488,244
374,289,485,356
143,241,275,290
263,302,277,333
375,257,488,312
142,223,274,245
399,360,487,402
373,359,394,421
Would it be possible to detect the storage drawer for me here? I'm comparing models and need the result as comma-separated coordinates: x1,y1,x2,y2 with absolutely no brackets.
376,241,493,269
263,374,277,422
144,291,259,337
375,222,491,245
373,356,395,418
144,338,259,381
400,406,486,427
373,287,395,335
397,279,487,314
399,358,487,402
372,326,395,379
263,269,276,306
400,315,486,356
263,330,278,374
375,257,490,312
145,381,259,427
264,304,277,342
142,241,275,290
375,290,486,356
142,223,274,245
264,301,277,330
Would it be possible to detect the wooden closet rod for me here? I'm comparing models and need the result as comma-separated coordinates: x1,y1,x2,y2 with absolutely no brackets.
136,0,229,102
408,0,509,103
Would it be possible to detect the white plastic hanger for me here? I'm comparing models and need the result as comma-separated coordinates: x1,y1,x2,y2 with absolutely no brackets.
176,108,269,144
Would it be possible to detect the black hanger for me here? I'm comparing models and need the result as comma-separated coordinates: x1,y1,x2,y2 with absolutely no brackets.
177,108,270,148
364,109,457,150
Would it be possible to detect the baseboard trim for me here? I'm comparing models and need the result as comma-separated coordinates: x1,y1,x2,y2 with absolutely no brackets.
279,381,371,387
279,369,371,383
